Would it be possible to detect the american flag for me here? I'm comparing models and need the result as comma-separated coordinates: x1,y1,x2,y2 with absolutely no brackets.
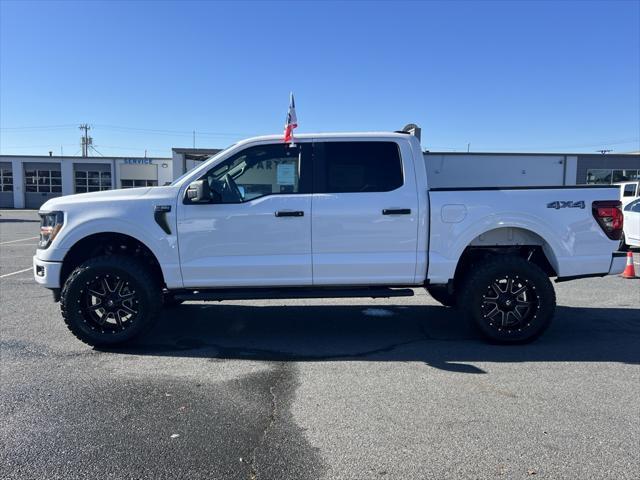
284,92,298,143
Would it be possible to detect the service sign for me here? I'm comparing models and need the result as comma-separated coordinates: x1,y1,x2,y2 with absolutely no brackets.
124,158,153,165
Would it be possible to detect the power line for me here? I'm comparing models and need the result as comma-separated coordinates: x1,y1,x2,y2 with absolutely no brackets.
89,145,104,157
93,124,256,138
0,124,78,130
0,144,78,149
1,123,256,138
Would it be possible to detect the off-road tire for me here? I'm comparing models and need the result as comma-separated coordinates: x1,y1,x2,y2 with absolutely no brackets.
60,255,162,347
426,285,457,307
458,255,556,344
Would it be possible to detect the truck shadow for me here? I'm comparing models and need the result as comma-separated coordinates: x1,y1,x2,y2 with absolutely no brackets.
102,304,640,374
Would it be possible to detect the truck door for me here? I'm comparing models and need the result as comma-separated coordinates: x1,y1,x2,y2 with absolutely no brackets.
177,142,313,287
311,140,419,285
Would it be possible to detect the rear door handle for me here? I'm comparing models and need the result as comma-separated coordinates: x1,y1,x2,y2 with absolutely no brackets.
275,210,304,217
382,208,411,215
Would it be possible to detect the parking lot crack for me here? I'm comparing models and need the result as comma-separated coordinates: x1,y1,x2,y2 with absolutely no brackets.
246,365,285,480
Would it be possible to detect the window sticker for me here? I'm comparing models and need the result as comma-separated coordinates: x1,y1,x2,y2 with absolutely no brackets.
276,163,296,185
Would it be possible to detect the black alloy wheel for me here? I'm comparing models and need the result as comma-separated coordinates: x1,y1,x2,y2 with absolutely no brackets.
480,275,538,332
82,274,140,333
459,255,556,344
61,255,162,346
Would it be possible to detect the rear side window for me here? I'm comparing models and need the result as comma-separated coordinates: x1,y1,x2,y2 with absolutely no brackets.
316,141,403,193
623,184,637,197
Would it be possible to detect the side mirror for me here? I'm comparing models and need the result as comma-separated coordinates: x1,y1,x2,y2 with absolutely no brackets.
186,180,214,203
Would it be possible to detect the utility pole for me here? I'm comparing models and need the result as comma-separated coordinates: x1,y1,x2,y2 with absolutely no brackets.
79,124,92,157
193,130,196,149
467,143,471,153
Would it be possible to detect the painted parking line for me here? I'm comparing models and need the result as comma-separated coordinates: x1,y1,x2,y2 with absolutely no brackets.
0,267,32,279
0,236,38,245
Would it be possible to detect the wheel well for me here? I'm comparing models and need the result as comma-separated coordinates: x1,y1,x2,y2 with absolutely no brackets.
60,233,165,289
452,227,558,290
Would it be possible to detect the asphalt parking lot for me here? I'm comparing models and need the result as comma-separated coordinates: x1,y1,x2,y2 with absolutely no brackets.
1,209,639,479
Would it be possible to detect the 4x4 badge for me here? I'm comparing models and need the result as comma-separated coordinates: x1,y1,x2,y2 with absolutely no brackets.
547,200,585,209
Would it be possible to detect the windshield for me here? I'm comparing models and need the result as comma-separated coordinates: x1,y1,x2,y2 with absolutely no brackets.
170,143,237,186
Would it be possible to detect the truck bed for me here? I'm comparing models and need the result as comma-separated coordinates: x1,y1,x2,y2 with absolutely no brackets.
427,185,622,284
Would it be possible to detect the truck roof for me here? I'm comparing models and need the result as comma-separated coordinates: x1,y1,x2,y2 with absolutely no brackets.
235,131,415,145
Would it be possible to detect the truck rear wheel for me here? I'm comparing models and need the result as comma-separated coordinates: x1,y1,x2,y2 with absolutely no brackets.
60,255,162,347
426,285,456,307
458,255,556,344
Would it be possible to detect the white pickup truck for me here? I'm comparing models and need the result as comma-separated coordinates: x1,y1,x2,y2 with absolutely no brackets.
33,131,626,346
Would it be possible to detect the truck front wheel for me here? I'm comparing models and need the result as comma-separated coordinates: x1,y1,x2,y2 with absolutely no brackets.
60,255,162,347
458,256,556,344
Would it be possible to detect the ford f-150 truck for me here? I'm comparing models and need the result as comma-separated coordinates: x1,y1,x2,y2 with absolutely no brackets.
33,131,627,346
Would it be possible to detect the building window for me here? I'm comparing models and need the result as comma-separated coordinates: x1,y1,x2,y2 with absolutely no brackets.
587,169,640,184
25,169,62,193
0,168,13,192
75,170,111,193
612,169,639,183
121,179,158,189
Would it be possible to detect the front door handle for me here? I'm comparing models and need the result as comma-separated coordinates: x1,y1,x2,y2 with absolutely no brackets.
382,208,411,215
275,210,304,217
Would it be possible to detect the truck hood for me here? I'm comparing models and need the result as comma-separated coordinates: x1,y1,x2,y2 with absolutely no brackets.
40,187,153,211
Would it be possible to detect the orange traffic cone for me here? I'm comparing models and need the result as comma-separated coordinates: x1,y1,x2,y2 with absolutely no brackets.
621,251,637,279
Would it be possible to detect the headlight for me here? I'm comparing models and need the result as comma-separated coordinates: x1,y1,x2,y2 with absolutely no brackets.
38,211,64,249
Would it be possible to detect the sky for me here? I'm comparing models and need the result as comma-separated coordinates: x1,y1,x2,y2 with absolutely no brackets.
0,0,639,157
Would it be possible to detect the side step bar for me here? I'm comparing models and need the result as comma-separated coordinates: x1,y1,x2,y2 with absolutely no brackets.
173,287,415,302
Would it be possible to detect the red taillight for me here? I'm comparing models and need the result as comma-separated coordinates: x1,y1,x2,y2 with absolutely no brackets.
592,200,623,240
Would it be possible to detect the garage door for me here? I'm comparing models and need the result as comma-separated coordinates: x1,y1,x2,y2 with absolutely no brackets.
0,162,14,208
74,163,112,193
24,162,62,209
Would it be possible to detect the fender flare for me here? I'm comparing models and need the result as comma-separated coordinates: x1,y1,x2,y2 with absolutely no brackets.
56,218,176,284
449,214,565,273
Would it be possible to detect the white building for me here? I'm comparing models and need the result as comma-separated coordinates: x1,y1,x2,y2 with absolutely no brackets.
424,152,639,188
171,148,222,180
0,154,173,209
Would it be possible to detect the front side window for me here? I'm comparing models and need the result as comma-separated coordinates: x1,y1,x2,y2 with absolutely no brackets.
196,143,308,203
316,141,403,193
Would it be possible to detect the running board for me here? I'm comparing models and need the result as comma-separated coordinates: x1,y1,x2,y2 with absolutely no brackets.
173,287,415,302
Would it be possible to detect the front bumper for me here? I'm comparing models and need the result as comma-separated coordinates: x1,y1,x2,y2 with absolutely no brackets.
33,255,62,289
608,251,627,276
